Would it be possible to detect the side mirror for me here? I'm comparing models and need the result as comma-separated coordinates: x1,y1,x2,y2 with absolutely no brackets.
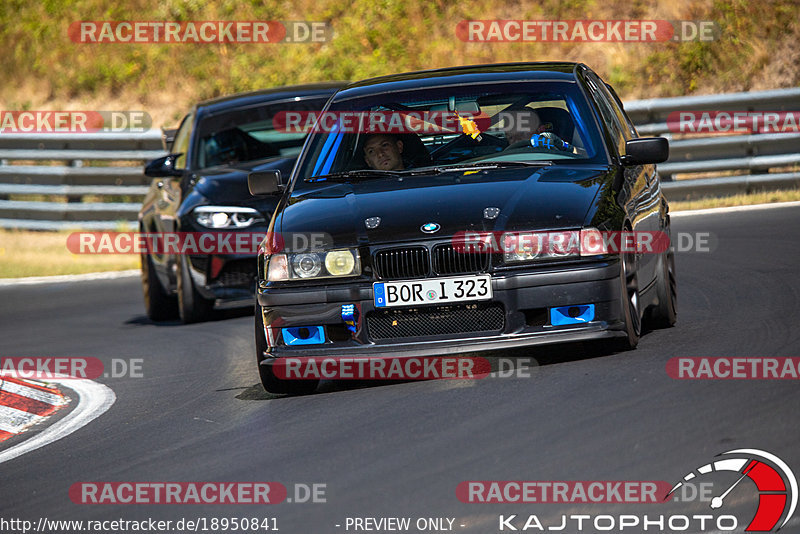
248,170,283,196
145,154,182,178
622,137,669,165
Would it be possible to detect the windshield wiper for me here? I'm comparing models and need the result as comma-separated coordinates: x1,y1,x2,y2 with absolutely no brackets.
305,169,404,182
400,163,502,175
482,161,554,167
406,161,553,175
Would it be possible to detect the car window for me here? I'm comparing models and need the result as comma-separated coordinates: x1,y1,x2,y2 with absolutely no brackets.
194,98,327,170
604,83,639,139
584,73,627,157
171,113,193,170
293,81,608,188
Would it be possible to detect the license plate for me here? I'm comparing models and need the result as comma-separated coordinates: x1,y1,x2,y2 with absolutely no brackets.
373,275,492,308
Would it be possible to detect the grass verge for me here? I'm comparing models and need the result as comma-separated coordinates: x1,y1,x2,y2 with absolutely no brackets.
0,229,139,278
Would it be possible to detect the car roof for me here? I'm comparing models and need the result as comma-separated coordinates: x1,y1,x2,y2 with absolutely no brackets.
195,82,347,114
333,62,586,100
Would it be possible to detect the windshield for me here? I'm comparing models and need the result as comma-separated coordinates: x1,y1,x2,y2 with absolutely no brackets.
193,97,328,170
292,81,606,189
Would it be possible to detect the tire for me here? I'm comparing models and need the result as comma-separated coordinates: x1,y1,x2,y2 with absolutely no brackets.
255,305,318,395
141,253,178,321
649,247,677,328
177,255,214,324
613,244,641,350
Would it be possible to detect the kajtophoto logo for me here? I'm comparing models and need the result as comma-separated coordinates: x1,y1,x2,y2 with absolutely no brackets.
479,450,796,532
667,449,797,531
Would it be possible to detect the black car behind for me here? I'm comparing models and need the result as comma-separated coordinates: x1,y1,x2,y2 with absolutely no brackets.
139,83,344,323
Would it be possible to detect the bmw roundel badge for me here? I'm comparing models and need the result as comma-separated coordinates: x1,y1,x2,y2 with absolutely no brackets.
421,222,440,234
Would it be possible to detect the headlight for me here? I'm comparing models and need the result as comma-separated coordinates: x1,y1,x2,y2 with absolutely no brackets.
503,228,607,263
266,249,361,281
194,206,265,229
292,253,323,278
325,250,356,276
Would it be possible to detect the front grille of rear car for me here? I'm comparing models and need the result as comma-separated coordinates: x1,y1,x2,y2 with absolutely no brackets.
366,302,505,340
213,259,257,287
432,243,491,275
372,246,429,280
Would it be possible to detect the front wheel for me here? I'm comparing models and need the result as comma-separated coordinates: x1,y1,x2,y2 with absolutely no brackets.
141,253,178,321
614,247,641,350
648,248,677,328
254,306,318,395
177,255,214,323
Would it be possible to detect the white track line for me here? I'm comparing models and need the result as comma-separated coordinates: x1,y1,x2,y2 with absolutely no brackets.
0,375,116,465
671,200,800,217
0,269,139,287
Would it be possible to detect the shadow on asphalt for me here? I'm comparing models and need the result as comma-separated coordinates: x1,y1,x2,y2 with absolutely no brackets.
124,305,253,327
233,339,629,401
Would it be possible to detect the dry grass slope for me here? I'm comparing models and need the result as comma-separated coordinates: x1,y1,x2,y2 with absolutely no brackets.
1,0,797,126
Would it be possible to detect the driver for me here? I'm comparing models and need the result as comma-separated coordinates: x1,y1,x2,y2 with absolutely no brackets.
502,108,542,146
363,134,405,170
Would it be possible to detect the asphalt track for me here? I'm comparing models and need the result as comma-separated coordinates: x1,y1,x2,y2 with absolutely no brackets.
1,204,800,533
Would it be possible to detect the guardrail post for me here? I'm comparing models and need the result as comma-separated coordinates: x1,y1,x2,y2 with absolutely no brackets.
67,160,84,203
0,159,7,200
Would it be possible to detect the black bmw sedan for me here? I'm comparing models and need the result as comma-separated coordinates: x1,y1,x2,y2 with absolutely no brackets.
249,63,676,394
139,83,343,323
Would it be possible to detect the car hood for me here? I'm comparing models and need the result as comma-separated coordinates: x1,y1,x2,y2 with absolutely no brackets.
193,156,297,205
277,165,614,248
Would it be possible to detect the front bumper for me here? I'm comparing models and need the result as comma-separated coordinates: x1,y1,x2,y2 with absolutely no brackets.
256,259,625,359
187,254,258,302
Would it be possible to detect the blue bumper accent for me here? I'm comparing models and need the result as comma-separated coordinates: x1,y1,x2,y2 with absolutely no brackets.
550,304,595,326
281,326,326,346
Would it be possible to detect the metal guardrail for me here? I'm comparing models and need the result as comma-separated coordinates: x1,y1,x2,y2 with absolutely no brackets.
660,171,800,199
0,131,165,230
0,87,798,230
624,87,800,127
628,87,800,199
625,88,800,195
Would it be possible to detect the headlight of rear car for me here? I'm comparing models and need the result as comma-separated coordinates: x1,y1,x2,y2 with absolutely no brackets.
266,249,361,281
194,206,265,229
503,228,607,263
